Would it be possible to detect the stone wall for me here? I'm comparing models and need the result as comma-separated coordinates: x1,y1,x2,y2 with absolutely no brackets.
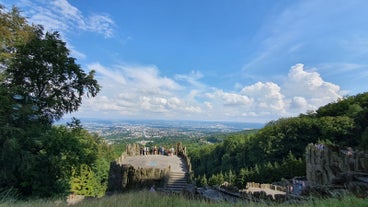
107,162,170,193
107,143,191,193
306,143,368,186
176,142,192,173
245,182,286,192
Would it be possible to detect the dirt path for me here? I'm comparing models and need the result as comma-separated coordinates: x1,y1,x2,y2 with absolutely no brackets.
122,155,188,173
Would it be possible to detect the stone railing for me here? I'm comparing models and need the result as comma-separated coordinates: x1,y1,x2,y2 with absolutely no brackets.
175,142,193,182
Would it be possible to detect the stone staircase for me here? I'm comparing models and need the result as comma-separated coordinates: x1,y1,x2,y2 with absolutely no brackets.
166,171,188,192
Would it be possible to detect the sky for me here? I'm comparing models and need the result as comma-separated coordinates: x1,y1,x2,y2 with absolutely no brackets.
2,0,368,123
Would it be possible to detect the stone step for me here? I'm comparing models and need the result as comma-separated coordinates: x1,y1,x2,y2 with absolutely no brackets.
169,173,187,177
167,181,187,186
166,171,188,192
169,176,187,181
168,172,188,176
167,180,187,184
168,177,187,181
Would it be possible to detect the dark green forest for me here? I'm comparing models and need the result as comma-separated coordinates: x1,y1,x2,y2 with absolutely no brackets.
0,6,113,198
189,92,368,187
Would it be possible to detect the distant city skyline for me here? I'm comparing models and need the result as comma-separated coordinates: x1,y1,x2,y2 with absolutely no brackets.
3,0,368,123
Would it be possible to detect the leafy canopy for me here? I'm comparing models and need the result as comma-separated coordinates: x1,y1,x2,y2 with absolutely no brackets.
3,28,100,123
0,4,107,198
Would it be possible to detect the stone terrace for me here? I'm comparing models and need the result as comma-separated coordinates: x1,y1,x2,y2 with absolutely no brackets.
122,155,188,173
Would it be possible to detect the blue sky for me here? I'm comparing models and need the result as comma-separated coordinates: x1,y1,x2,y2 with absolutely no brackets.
2,0,368,123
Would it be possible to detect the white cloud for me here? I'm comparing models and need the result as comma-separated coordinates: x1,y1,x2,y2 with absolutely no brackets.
85,14,115,38
203,82,285,119
241,82,285,112
74,63,344,122
289,96,309,112
18,0,115,38
51,0,83,23
89,63,126,85
210,90,252,106
283,63,342,110
204,102,213,109
175,70,205,88
122,65,181,92
78,63,203,119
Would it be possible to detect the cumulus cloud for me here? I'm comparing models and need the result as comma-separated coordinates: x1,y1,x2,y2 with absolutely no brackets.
210,90,252,106
75,63,344,122
122,65,181,92
283,64,342,112
203,82,285,119
241,82,285,112
79,63,203,119
202,64,343,121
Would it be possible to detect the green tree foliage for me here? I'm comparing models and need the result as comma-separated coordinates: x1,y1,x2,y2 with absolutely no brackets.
0,5,108,198
71,164,97,197
4,28,100,123
316,93,368,148
208,172,224,186
224,169,236,185
190,92,368,188
195,174,208,187
360,127,368,149
66,124,114,197
0,121,113,197
0,5,35,69
318,116,355,146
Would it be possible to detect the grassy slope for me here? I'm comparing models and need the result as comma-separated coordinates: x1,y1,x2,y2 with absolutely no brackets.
1,191,368,207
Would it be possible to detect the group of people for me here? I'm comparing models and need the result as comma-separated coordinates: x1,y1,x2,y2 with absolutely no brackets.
139,145,176,156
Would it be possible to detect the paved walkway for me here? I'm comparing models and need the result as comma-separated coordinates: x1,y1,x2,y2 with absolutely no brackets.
122,155,188,173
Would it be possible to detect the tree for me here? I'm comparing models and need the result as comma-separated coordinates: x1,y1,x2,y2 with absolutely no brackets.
0,5,102,197
70,164,97,197
360,127,368,149
198,174,207,187
3,27,100,123
0,5,35,71
318,116,355,146
224,169,236,185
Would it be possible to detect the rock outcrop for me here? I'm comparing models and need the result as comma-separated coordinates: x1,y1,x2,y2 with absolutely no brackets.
306,144,368,197
306,144,368,185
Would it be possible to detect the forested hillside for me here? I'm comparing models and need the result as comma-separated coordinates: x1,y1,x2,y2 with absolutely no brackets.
190,92,368,187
